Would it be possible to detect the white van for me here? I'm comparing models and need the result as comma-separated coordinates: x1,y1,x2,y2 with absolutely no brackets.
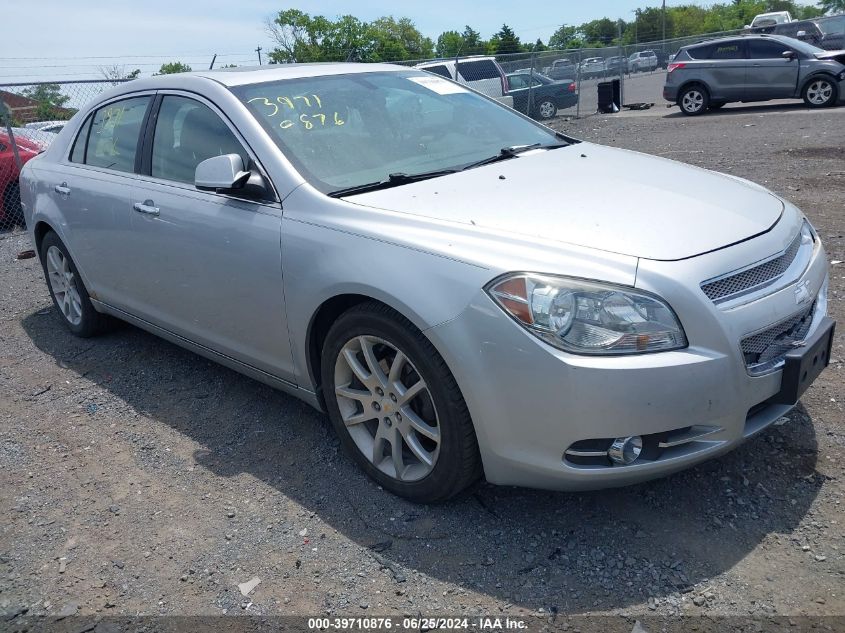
415,57,514,107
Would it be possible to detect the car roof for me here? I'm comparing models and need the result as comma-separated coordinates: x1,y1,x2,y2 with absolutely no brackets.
684,33,797,49
144,62,409,88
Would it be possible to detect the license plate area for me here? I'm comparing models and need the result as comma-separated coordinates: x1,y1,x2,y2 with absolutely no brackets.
770,317,835,405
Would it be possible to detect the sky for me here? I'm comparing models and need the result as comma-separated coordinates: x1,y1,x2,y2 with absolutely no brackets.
0,0,820,82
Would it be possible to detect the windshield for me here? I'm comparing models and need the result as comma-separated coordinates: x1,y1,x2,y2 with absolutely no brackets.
817,16,845,34
780,37,826,55
233,70,563,195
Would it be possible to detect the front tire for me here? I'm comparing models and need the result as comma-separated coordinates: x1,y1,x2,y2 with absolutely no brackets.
321,302,482,503
39,231,110,337
679,84,709,116
802,77,838,108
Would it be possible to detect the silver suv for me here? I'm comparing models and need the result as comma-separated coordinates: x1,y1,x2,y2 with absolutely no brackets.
664,34,845,115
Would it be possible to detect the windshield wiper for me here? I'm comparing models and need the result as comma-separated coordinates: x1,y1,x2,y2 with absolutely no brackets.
327,169,458,198
460,142,569,171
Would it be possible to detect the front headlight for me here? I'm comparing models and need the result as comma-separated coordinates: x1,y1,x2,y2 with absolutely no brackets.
486,273,687,355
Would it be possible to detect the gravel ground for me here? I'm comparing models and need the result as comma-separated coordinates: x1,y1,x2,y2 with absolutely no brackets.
1,104,844,625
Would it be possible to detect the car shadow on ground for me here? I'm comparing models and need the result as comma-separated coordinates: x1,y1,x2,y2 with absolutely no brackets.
22,310,822,613
663,102,833,118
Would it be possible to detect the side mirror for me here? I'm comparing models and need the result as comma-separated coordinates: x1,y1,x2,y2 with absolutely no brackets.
782,50,795,60
195,154,250,191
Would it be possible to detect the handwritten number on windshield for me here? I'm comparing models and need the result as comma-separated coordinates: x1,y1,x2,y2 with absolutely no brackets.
248,94,344,131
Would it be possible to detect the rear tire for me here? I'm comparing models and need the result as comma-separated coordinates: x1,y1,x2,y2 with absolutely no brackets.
802,77,838,108
678,84,709,116
321,302,482,503
39,231,110,337
535,98,558,120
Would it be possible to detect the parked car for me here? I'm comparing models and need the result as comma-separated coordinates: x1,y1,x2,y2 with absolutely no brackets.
578,57,606,79
506,72,578,119
20,64,834,502
664,35,845,115
604,56,629,76
416,56,513,107
815,15,845,51
748,11,793,28
629,50,659,73
1,131,40,227
25,120,68,134
543,58,577,81
10,127,57,149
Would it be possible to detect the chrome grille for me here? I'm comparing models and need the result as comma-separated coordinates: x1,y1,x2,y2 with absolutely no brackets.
701,230,802,303
741,300,816,375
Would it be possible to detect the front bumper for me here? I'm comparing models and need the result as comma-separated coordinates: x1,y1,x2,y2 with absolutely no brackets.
426,218,830,491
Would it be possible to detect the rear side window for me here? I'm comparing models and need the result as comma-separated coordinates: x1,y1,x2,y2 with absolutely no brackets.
710,42,744,59
69,116,92,164
424,65,451,79
73,96,150,173
748,40,793,59
457,60,500,81
684,45,709,60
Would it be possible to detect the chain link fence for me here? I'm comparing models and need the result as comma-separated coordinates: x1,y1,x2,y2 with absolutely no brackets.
0,80,129,235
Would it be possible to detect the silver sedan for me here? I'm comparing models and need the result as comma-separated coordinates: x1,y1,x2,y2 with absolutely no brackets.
20,64,834,502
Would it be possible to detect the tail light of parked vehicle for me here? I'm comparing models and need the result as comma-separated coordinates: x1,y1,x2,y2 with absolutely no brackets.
567,83,576,93
667,62,687,73
500,74,509,95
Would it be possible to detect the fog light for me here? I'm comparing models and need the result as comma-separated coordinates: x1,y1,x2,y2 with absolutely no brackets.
608,436,643,465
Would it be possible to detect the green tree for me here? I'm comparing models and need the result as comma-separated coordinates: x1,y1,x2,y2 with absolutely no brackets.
461,25,487,54
548,25,581,49
20,84,71,120
99,65,140,84
267,10,431,63
581,18,620,45
493,24,521,54
817,0,844,13
158,61,192,74
435,30,464,57
532,38,548,52
368,16,433,61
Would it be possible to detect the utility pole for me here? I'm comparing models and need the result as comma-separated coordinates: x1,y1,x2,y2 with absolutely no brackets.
662,0,667,43
256,46,263,65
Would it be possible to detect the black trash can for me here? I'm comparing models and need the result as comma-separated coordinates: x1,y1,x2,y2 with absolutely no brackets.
597,79,621,113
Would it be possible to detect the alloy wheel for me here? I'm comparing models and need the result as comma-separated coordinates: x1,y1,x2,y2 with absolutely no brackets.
45,245,83,326
538,100,556,119
333,335,440,482
681,90,704,113
806,80,833,105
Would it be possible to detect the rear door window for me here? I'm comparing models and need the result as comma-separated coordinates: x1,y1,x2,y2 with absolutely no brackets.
457,60,500,81
710,41,745,59
79,96,150,173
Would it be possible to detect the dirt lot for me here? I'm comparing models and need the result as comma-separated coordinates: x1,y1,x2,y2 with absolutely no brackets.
1,104,844,626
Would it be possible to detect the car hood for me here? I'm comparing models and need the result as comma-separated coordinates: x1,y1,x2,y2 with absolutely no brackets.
815,49,845,64
346,143,784,261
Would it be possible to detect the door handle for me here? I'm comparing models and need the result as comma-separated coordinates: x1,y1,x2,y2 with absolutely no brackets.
54,183,70,196
133,200,160,217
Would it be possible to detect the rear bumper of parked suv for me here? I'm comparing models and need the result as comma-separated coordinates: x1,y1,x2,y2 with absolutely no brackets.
427,220,830,491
